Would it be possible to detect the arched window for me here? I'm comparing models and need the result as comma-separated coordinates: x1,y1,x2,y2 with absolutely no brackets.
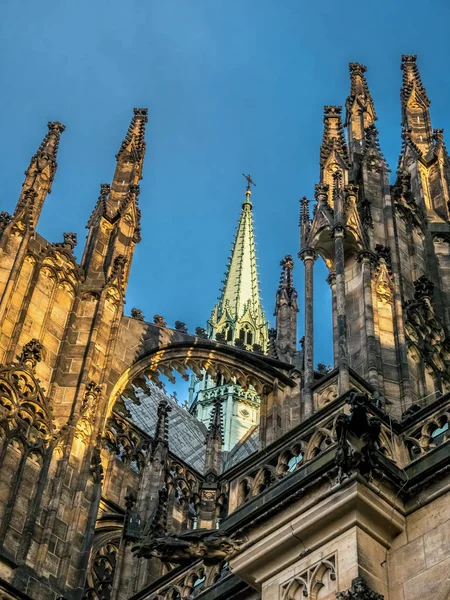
246,330,253,345
287,452,303,472
431,422,449,446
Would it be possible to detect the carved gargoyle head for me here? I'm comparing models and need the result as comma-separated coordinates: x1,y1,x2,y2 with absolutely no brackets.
132,528,243,566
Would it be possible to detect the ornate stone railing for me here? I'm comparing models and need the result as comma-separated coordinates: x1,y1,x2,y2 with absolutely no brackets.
135,560,225,600
222,389,450,514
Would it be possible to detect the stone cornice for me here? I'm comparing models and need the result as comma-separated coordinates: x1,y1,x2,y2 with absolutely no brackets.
228,478,405,588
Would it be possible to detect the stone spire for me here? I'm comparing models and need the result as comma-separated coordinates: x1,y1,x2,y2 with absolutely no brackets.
81,109,147,288
320,107,350,171
400,55,433,154
319,107,350,201
105,107,148,219
204,397,223,475
13,121,65,230
208,177,268,351
151,397,172,457
274,255,298,363
345,63,377,161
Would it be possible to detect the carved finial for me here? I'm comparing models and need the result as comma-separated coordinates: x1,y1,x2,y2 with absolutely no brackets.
434,128,445,144
131,308,145,321
332,170,343,205
278,255,295,291
151,397,172,455
234,338,246,349
153,315,167,328
0,212,12,232
347,63,376,119
26,121,65,190
174,321,188,333
206,397,223,443
401,54,428,100
19,339,43,371
63,232,77,250
116,108,148,164
81,381,102,413
300,196,310,224
320,107,349,169
195,326,208,339
314,183,329,202
99,183,110,198
252,343,264,355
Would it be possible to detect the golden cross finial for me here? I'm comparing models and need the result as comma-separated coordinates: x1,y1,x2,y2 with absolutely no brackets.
242,173,256,191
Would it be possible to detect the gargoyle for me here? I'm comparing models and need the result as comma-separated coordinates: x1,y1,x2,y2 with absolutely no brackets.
132,528,242,566
335,393,382,483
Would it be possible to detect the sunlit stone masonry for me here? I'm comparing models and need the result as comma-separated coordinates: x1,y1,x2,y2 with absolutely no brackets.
0,55,449,600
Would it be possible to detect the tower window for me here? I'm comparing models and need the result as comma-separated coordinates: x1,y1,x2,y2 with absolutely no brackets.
226,328,233,341
239,329,245,341
246,330,253,345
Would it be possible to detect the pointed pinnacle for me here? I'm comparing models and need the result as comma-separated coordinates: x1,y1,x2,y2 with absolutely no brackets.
116,108,149,163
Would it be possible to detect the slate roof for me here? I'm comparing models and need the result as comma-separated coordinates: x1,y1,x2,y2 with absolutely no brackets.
223,425,260,470
125,384,208,473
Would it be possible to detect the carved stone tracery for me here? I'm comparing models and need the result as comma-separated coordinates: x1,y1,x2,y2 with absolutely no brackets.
404,275,450,379
281,555,337,599
0,343,53,449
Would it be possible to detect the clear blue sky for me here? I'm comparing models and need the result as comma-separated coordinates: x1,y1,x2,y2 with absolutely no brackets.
2,0,450,368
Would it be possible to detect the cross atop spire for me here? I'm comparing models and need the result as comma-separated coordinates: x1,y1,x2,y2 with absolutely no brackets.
242,173,255,207
242,173,255,191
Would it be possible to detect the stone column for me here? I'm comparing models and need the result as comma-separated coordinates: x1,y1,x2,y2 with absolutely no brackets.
334,226,349,394
326,271,337,367
299,248,316,418
358,250,379,390
333,175,350,395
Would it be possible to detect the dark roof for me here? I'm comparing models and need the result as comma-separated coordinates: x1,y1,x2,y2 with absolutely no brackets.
126,385,208,473
223,425,260,470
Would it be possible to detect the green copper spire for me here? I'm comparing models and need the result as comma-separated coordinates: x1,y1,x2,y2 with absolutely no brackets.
208,176,268,351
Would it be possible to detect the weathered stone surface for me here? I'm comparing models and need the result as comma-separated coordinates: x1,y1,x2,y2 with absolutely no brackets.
0,56,449,600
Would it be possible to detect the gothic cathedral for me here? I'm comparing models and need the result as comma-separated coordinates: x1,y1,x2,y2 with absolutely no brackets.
0,56,449,600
